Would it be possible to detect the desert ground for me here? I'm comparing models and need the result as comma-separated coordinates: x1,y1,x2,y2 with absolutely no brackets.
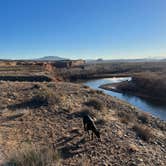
0,60,165,166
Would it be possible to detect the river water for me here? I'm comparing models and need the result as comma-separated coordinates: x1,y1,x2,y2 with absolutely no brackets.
84,77,166,121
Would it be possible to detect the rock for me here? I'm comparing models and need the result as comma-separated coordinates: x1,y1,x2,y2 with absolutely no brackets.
128,143,139,153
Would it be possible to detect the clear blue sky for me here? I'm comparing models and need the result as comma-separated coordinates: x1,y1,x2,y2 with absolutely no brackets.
0,0,166,59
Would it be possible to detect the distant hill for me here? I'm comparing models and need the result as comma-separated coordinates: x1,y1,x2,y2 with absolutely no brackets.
86,58,166,64
36,56,69,61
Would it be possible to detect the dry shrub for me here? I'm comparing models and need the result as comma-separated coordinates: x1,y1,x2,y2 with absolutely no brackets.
82,85,89,89
88,89,96,94
138,112,150,124
16,86,61,109
133,124,154,141
95,90,104,94
35,87,60,106
118,111,135,124
5,144,60,166
47,83,55,88
30,94,48,107
85,98,103,110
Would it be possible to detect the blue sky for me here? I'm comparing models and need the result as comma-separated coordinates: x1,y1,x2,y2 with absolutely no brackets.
0,0,166,59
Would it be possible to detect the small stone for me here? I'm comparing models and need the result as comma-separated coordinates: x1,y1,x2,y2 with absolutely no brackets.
137,158,143,163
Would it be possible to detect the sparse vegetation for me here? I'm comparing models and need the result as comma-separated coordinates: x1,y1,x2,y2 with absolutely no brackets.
107,72,166,101
5,145,60,166
35,86,61,106
58,61,166,81
118,111,135,124
133,124,154,141
0,61,166,165
85,98,103,110
138,112,150,124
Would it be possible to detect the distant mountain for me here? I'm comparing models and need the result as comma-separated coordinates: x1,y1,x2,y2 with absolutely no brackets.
36,56,69,61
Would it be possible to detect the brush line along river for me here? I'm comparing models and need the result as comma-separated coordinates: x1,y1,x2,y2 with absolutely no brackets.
85,77,166,121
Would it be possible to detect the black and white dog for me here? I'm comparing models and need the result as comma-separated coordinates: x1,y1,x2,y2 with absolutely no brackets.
83,114,101,140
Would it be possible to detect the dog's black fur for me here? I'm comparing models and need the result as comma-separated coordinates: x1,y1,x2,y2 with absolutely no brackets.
83,114,100,140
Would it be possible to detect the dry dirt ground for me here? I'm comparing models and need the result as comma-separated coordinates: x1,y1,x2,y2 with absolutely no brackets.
0,81,166,165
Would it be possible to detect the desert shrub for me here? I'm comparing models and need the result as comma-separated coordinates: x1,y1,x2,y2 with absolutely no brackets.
35,88,60,106
85,98,103,110
7,94,48,109
82,85,89,89
5,145,60,166
118,111,135,124
10,86,61,109
88,89,97,94
47,83,55,88
138,112,149,124
96,90,104,94
133,124,154,141
30,94,48,107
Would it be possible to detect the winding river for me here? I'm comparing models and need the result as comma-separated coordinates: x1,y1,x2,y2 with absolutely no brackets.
84,77,166,121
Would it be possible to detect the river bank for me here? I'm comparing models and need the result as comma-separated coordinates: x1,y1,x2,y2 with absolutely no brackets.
99,81,163,101
100,74,166,103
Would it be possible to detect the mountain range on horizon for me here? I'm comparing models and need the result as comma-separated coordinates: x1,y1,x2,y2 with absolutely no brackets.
0,56,165,62
36,56,69,61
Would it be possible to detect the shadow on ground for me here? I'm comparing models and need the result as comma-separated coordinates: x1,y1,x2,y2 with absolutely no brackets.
7,96,48,110
57,137,86,159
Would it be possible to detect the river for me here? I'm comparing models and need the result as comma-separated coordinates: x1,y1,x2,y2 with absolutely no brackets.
84,77,166,121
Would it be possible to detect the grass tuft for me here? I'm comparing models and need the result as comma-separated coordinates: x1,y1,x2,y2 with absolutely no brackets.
85,98,103,110
118,111,135,124
133,124,154,141
5,144,60,166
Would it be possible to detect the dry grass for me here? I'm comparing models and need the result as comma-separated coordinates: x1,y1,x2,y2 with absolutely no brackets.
4,144,60,166
6,84,61,110
133,124,154,141
138,112,150,124
118,111,135,124
35,86,61,106
85,98,103,110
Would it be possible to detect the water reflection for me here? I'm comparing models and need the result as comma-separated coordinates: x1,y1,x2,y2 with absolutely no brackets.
85,77,166,121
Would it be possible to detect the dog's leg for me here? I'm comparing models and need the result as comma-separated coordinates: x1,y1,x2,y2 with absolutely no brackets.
87,130,91,140
84,124,86,131
91,132,93,140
